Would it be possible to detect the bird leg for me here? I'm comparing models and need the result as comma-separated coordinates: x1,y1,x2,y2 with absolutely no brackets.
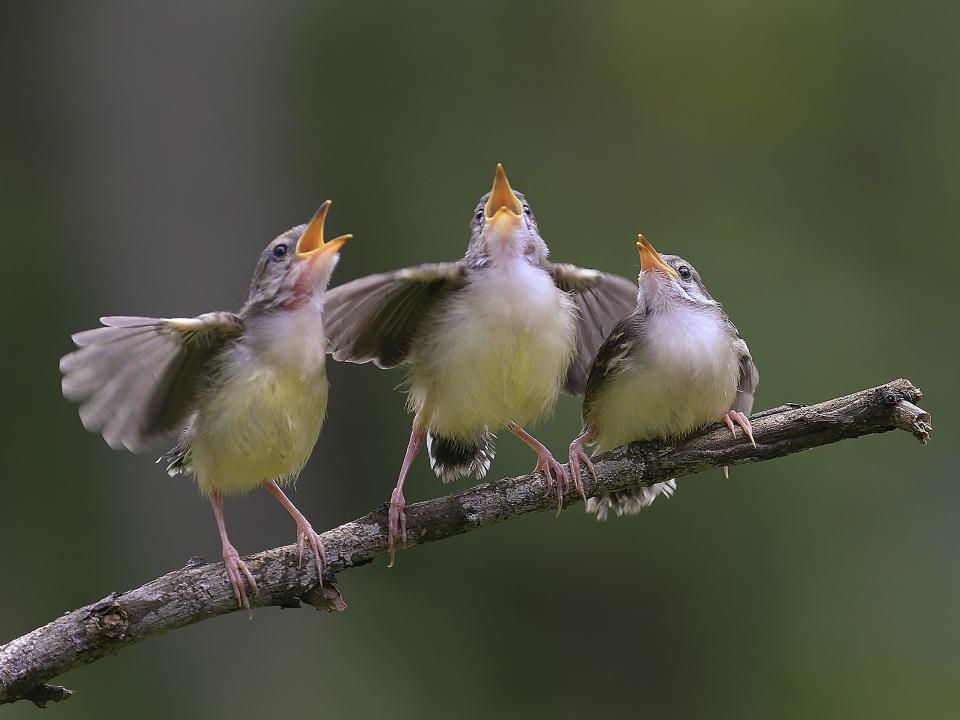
264,480,326,585
507,421,569,509
567,429,597,504
388,427,426,568
721,410,757,478
210,490,257,609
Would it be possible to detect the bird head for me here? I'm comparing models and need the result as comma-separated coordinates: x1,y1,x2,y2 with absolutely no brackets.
247,200,352,310
635,235,717,311
466,164,548,267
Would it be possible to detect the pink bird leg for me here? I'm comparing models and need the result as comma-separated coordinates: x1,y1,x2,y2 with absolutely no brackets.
210,490,257,609
264,480,326,585
507,421,569,510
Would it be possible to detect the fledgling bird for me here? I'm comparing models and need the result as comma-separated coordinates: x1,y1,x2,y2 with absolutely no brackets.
568,235,759,519
323,164,637,562
59,202,352,608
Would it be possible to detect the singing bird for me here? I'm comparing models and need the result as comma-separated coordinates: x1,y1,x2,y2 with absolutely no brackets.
323,164,637,562
568,235,758,519
59,202,352,607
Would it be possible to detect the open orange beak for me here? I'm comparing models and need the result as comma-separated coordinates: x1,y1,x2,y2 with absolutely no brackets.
483,163,524,229
636,234,678,279
296,200,352,259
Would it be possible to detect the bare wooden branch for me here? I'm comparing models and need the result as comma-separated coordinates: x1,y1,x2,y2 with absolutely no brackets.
0,378,930,707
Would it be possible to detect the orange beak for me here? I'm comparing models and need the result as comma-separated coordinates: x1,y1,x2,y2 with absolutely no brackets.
636,234,678,279
483,163,524,229
296,200,352,258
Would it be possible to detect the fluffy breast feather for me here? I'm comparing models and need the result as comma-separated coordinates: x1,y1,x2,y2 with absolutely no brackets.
408,261,577,437
188,301,330,495
588,305,740,451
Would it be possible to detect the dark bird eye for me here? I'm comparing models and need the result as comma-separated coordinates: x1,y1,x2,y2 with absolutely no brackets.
523,205,532,215
474,208,484,221
272,243,288,259
677,265,692,280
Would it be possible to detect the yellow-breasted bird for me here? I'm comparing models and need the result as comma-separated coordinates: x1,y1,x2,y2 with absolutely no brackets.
60,202,351,607
323,164,637,562
568,235,758,519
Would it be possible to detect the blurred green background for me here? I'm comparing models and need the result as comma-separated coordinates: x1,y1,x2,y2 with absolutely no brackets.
1,1,957,717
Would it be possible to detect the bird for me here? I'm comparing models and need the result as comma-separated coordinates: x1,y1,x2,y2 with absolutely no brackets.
568,234,758,519
323,163,638,563
59,201,352,608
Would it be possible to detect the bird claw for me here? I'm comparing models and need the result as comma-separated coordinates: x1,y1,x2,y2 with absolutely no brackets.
536,450,570,511
222,543,257,610
722,410,756,449
568,440,595,504
721,410,756,480
295,521,327,586
387,487,407,568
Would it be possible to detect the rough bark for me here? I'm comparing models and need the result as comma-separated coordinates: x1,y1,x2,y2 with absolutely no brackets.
0,378,931,707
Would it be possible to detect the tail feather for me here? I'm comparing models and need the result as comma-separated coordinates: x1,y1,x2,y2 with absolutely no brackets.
157,414,197,477
427,430,496,483
586,479,677,520
159,446,190,477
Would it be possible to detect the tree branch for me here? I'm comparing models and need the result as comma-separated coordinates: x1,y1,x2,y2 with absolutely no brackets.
0,378,931,707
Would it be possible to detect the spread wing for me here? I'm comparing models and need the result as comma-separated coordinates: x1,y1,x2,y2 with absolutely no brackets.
548,263,638,395
323,262,467,368
60,313,243,452
731,336,759,415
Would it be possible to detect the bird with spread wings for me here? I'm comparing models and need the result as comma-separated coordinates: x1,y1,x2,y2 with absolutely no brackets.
323,165,638,563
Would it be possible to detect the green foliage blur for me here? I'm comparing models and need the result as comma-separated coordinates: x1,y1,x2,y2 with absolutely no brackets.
1,1,957,717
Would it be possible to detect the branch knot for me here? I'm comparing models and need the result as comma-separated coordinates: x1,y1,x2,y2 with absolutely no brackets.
84,593,129,642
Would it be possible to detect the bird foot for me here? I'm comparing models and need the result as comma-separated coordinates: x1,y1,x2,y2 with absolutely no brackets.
722,410,756,448
567,439,595,504
387,487,407,568
505,421,569,511
535,449,570,511
222,543,257,609
295,520,327,585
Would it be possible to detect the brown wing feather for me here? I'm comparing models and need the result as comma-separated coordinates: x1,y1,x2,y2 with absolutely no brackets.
323,262,466,368
548,263,638,396
581,314,644,425
60,313,242,452
731,340,759,415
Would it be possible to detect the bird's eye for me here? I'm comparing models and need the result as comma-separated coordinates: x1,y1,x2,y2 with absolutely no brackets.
677,265,691,280
273,244,288,259
474,208,484,221
523,205,532,216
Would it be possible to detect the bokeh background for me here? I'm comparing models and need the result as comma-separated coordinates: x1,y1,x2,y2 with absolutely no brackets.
2,1,957,717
